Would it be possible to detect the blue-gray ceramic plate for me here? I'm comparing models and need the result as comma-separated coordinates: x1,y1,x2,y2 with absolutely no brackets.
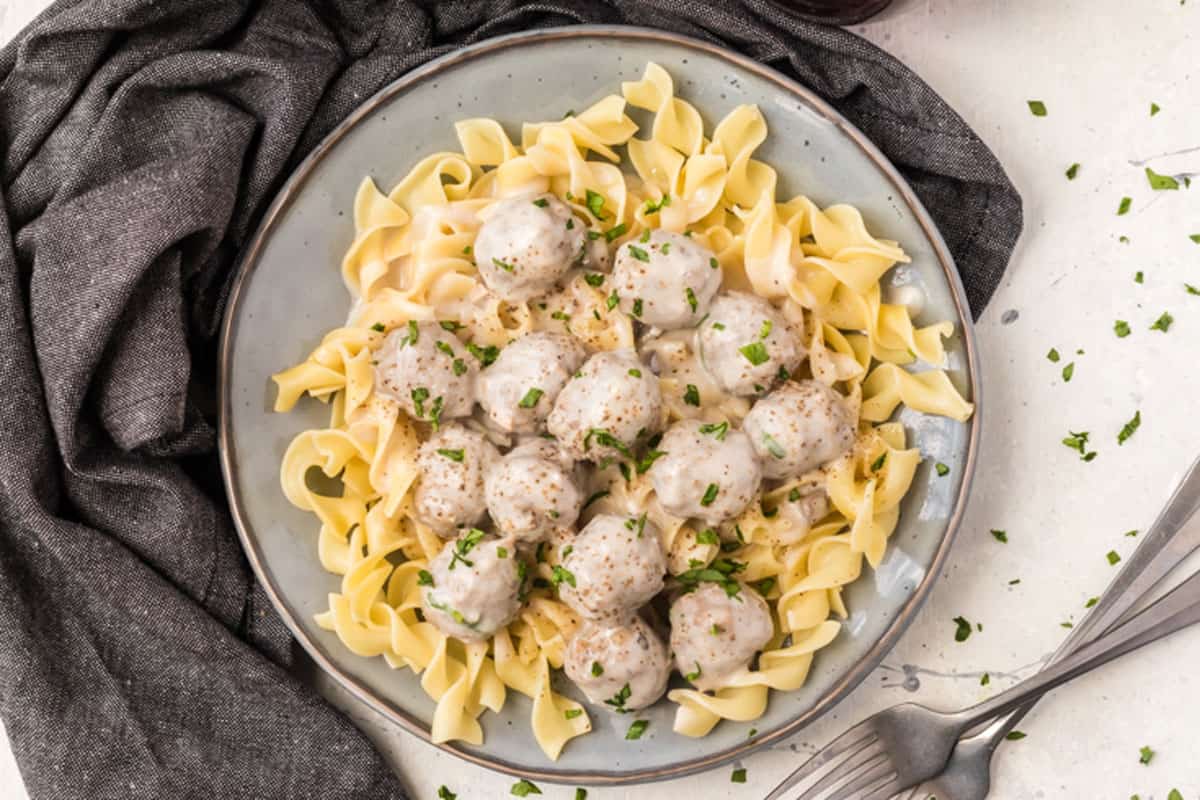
218,25,980,786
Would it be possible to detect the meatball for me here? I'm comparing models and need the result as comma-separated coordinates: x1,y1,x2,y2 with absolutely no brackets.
648,419,762,526
669,582,774,691
476,331,587,434
413,424,500,537
374,321,476,422
473,193,585,302
546,349,662,462
696,292,803,397
420,531,521,642
485,440,583,544
558,513,666,624
564,617,670,712
742,380,856,479
612,229,722,329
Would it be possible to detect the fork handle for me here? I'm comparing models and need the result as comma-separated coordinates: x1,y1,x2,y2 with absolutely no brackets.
976,455,1200,742
955,564,1200,732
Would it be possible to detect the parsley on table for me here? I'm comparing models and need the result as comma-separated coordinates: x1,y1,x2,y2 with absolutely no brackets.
1047,347,1060,362
1138,745,1155,765
511,779,542,796
1114,320,1131,338
1061,362,1075,382
518,387,544,408
574,790,587,800
1065,163,1080,180
1005,731,1027,741
1145,166,1180,190
935,462,950,476
1117,197,1132,215
1150,311,1174,332
625,719,650,740
1186,284,1200,296
683,384,701,406
1062,430,1097,461
981,673,991,686
1107,550,1121,565
1027,100,1047,116
631,298,643,317
1150,102,1161,116
438,787,457,800
1118,410,1141,444
1135,270,1144,284
953,616,973,642
991,529,1008,543
731,768,747,783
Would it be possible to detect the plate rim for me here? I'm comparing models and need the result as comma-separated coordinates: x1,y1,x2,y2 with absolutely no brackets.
217,23,982,786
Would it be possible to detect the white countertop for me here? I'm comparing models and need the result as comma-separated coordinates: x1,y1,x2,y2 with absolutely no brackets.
3,1,1198,798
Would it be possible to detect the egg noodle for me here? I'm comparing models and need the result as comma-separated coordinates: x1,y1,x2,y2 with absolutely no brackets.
271,63,973,759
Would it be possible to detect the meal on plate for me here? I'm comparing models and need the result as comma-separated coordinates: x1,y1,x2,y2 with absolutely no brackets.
271,62,973,760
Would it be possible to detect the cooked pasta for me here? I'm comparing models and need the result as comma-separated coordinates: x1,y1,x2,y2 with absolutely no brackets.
271,62,973,758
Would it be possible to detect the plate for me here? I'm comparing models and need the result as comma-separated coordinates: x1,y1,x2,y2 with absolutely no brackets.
218,25,980,785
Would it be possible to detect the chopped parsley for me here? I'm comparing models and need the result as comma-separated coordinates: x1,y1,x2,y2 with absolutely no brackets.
628,368,642,378
870,452,887,472
426,597,476,629
1187,284,1200,296
436,448,464,462
1062,430,1097,461
953,615,973,642
631,298,643,317
566,218,574,230
492,257,515,273
606,290,619,311
591,661,604,677
1085,596,1098,608
370,322,386,333
635,449,666,474
731,768,747,784
644,194,671,214
640,229,651,244
496,546,508,559
1117,196,1132,215
757,319,773,339
624,512,648,538
604,683,632,713
709,256,719,270
518,387,544,408
410,387,430,418
677,558,746,598
1061,362,1075,382
625,719,650,740
981,673,990,686
448,528,486,571
711,321,725,330
1135,270,1144,284
935,462,950,477
991,529,1008,543
438,787,456,800
1150,311,1174,332
628,245,650,262
683,384,701,406
700,483,719,506
428,396,444,430
585,189,607,220
696,529,720,545
583,428,632,458
452,358,467,376
581,490,610,510
1065,163,1080,180
435,340,455,358
661,242,671,255
575,790,587,800
1117,410,1141,445
1026,100,1047,116
699,421,729,440
1114,319,1131,338
551,565,577,588
564,708,583,720
1145,166,1180,191
762,433,786,459
1107,550,1121,565
511,779,542,797
417,569,434,587
1126,529,1139,537
755,577,776,596
683,663,702,682
685,287,698,313
739,341,770,366
711,624,724,635
466,342,500,366
1005,731,1027,741
584,272,605,288
605,222,627,242
532,197,549,208
1150,102,1161,116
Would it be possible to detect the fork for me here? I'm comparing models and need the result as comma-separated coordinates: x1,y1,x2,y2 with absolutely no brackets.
763,477,1200,800
895,455,1200,800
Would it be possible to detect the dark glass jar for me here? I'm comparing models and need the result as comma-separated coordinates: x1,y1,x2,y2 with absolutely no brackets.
770,0,893,24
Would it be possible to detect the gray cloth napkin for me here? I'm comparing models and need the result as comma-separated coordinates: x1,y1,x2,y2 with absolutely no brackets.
0,1,1020,798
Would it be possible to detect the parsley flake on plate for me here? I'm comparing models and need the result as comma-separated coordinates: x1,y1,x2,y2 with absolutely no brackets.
575,790,587,800
1117,196,1132,215
981,673,990,686
1114,319,1131,338
731,768,747,784
625,719,650,740
953,616,973,642
1118,410,1141,445
1006,731,1027,741
511,779,542,796
935,462,950,477
438,787,457,800
1026,100,1047,116
1150,102,1161,116
1062,430,1097,461
1047,347,1060,362
1062,362,1075,382
1107,550,1121,565
1145,166,1180,190
1150,311,1174,332
1138,745,1155,765
1065,162,1080,180
991,529,1008,543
